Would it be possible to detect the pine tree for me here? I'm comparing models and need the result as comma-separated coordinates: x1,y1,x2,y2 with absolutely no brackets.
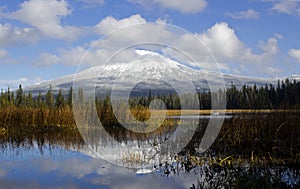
67,86,73,107
7,87,11,105
10,92,15,106
15,84,23,107
26,92,34,107
56,89,65,108
0,89,7,107
37,92,43,107
46,85,55,108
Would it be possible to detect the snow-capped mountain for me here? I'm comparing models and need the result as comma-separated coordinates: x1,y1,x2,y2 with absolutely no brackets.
24,50,297,95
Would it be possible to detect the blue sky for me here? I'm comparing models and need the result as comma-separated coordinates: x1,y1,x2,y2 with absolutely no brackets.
0,0,300,89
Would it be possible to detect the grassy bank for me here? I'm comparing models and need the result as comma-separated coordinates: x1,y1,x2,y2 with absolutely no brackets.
0,106,76,131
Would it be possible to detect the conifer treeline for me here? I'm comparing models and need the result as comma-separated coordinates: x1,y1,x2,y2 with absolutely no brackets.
1,78,300,110
226,78,300,109
0,84,73,109
129,79,300,110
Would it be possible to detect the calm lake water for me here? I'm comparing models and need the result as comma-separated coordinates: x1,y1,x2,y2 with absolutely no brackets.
1,115,300,188
0,139,200,189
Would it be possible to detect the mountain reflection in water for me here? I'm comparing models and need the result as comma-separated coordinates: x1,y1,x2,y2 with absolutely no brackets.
0,130,199,189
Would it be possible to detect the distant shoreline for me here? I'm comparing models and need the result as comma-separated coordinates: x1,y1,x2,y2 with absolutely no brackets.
152,109,300,116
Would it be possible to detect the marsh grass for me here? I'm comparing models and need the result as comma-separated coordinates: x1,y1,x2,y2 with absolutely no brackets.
213,111,300,164
0,106,76,129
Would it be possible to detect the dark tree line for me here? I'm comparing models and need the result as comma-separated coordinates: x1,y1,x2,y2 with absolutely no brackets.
129,79,300,110
226,79,300,109
1,78,300,111
0,84,73,109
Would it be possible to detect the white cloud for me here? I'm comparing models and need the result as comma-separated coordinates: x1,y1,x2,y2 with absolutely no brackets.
259,37,279,55
238,37,280,71
195,22,282,75
33,46,101,67
289,48,300,62
9,0,81,41
33,53,60,67
266,0,300,15
240,37,282,76
0,49,7,59
266,66,282,75
128,0,207,13
274,33,283,39
94,14,147,35
0,23,39,47
198,22,244,60
59,46,92,66
226,9,260,19
201,22,280,60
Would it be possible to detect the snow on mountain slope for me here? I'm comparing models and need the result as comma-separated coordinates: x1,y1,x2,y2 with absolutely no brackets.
24,50,298,95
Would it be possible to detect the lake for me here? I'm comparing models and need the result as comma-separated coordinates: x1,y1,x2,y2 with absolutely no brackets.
1,113,300,188
0,134,201,189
